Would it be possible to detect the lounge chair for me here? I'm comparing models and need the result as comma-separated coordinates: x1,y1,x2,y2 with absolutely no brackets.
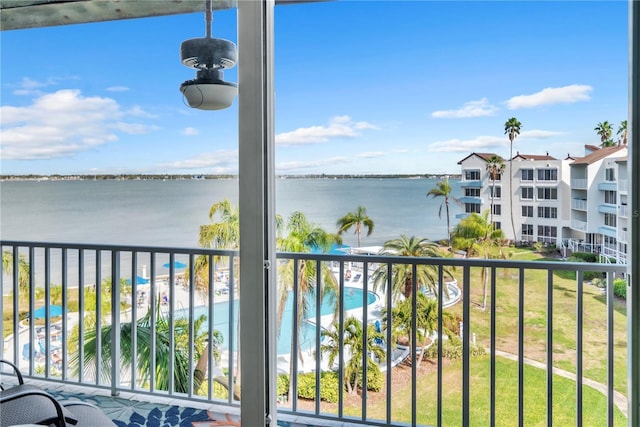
0,359,115,427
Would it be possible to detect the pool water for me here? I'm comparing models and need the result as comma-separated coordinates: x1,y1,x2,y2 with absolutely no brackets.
175,287,377,355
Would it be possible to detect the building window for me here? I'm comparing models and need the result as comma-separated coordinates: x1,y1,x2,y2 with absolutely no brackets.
537,187,558,200
537,168,558,181
522,206,534,217
464,169,480,180
492,204,501,215
604,213,617,227
494,222,501,230
537,225,558,238
605,168,616,181
521,187,534,200
490,186,501,199
465,203,481,214
537,206,558,218
604,190,617,204
465,188,480,197
521,169,534,181
522,224,533,236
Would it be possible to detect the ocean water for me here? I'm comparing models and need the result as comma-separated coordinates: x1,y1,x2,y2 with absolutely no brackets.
0,178,463,248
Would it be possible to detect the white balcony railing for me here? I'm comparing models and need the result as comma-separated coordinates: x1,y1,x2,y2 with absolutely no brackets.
620,205,629,217
571,178,588,189
572,219,588,231
619,180,628,193
572,199,588,210
0,240,628,426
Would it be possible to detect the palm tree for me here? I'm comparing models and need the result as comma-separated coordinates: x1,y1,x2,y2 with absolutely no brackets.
336,206,374,247
276,211,340,401
426,177,462,247
2,250,31,291
371,235,453,303
595,121,614,147
485,155,505,226
382,292,449,364
617,120,628,145
69,305,229,396
320,316,385,395
504,117,522,242
451,210,504,310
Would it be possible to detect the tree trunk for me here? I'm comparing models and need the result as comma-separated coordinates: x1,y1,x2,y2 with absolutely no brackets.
508,143,517,243
482,265,489,310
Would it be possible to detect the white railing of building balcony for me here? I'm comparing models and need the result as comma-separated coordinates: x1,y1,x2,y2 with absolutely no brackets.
572,199,589,210
572,219,588,231
571,179,588,189
0,241,628,426
620,205,629,217
618,180,628,193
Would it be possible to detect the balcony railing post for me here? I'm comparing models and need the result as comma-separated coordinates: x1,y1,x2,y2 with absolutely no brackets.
111,250,121,396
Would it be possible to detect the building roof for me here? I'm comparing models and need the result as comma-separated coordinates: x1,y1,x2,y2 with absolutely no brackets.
570,145,627,165
615,156,628,163
456,152,503,165
584,144,601,152
512,152,557,161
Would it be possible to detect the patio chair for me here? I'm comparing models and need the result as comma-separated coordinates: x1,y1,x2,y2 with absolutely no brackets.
0,359,115,426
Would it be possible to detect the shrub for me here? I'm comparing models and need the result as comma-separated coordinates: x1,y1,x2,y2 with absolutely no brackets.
297,372,339,403
424,336,486,360
613,278,627,299
356,363,384,392
583,270,605,281
277,373,289,397
570,252,598,263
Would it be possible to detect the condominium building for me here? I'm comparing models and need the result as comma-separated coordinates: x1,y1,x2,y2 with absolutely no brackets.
457,145,628,263
457,151,571,244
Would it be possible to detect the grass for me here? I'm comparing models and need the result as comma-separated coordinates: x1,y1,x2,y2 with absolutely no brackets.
348,356,627,426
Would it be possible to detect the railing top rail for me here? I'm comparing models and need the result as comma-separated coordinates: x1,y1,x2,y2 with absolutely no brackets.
0,240,626,274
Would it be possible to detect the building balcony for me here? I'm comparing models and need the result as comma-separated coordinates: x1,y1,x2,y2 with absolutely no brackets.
598,182,618,191
571,219,588,231
571,179,588,189
598,225,617,238
572,199,588,211
0,240,629,426
460,180,482,188
619,180,628,193
459,196,483,204
598,204,618,215
620,205,629,217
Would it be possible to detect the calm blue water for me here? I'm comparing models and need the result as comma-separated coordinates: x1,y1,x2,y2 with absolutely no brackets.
0,178,462,247
175,286,377,355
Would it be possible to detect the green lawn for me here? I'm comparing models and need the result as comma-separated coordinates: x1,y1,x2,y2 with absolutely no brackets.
347,356,627,426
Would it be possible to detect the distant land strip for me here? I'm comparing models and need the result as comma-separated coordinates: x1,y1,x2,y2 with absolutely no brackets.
1,174,461,181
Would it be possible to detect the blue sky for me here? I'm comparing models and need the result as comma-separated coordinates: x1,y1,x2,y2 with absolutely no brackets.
0,1,630,176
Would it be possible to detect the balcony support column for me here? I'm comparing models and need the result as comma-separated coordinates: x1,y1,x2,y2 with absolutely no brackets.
628,1,639,425
238,1,277,426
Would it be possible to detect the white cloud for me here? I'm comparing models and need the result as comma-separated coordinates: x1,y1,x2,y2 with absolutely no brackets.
277,157,350,172
0,89,158,160
107,86,130,92
126,105,157,118
11,76,77,96
275,116,379,146
182,127,199,136
431,98,499,118
357,151,385,158
428,135,505,153
156,150,238,172
520,129,565,139
505,84,592,109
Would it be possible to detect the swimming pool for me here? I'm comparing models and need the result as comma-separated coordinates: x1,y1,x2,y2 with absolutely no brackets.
175,287,377,355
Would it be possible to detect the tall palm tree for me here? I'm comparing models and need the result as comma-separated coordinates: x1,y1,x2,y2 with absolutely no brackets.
2,250,31,291
485,155,505,226
276,211,340,401
617,120,628,145
451,210,504,310
426,177,461,247
336,205,374,247
504,117,522,242
595,121,614,147
371,235,453,303
320,316,385,395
